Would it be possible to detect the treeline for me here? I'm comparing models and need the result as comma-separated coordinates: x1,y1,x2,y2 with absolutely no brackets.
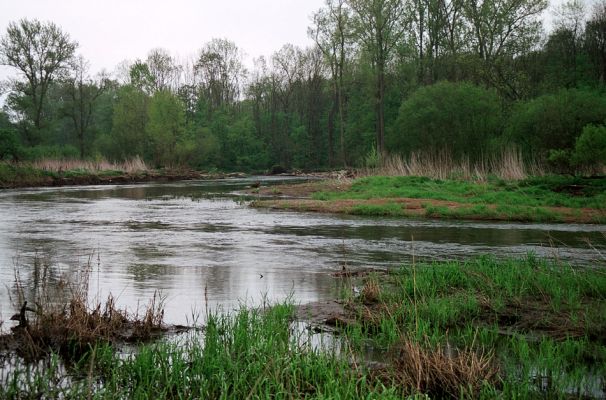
1,0,605,173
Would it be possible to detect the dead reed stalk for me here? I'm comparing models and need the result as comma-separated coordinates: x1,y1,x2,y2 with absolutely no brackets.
29,156,148,174
371,148,542,181
383,336,500,398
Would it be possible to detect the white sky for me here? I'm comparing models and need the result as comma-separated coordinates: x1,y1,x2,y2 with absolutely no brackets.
0,0,325,82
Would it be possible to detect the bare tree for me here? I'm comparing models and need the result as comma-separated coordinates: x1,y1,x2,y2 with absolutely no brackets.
0,19,77,142
196,39,246,113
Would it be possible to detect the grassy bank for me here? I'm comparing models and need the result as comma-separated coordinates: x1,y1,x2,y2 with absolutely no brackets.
2,256,605,398
338,255,606,398
252,175,606,223
0,159,234,189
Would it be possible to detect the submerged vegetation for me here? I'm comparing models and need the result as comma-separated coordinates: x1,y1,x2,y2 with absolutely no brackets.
1,256,605,398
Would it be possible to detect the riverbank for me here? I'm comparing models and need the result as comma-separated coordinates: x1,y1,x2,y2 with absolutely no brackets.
1,256,604,398
0,162,254,189
250,175,606,224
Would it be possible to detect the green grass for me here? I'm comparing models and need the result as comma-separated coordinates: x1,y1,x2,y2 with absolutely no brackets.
2,256,605,399
1,305,401,399
0,162,136,188
0,162,53,187
341,255,606,398
314,175,606,210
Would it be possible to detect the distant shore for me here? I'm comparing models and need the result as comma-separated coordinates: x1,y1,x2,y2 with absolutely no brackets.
249,176,606,224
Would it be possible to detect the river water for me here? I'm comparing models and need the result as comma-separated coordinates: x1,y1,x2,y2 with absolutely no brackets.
1,177,604,328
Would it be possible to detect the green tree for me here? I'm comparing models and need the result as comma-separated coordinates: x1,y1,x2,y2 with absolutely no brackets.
146,90,186,167
390,81,502,160
572,124,606,172
505,88,606,159
347,0,407,155
0,19,77,143
107,86,149,161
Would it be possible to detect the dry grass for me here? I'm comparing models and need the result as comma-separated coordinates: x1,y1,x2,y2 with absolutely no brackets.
369,148,543,181
6,254,166,361
360,278,381,304
378,336,500,399
29,156,148,174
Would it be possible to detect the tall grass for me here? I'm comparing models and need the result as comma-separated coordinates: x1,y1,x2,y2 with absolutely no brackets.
370,148,543,181
30,155,148,174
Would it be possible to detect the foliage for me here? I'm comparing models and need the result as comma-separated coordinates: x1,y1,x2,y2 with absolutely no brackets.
505,88,606,161
389,82,503,161
0,18,77,142
107,85,149,161
1,1,606,173
146,90,186,167
572,124,606,171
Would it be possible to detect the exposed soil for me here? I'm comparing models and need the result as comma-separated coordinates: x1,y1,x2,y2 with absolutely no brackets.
250,181,606,224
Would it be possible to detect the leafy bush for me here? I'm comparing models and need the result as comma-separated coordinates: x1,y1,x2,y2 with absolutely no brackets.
572,124,606,173
0,128,21,160
505,88,606,160
388,81,502,161
21,144,79,161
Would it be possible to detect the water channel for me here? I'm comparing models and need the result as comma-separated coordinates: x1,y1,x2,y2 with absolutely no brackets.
1,177,604,328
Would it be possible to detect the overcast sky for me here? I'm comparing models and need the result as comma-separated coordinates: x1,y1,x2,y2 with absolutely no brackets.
0,0,326,82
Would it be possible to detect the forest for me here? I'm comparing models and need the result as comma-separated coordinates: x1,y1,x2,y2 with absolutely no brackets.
1,0,605,174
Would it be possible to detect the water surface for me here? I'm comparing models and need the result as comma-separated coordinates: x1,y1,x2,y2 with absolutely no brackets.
1,177,604,327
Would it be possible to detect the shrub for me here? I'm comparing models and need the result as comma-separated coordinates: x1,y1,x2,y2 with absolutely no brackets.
0,128,21,160
505,88,606,160
572,124,606,173
388,81,502,162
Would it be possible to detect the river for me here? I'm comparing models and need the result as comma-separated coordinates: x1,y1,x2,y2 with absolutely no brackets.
1,177,604,328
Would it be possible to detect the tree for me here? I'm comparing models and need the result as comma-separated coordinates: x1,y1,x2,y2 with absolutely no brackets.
585,1,606,83
347,0,407,155
146,48,181,93
310,0,353,166
146,90,186,167
0,19,77,143
62,55,109,158
463,0,547,98
195,39,246,114
505,88,606,159
390,81,502,160
108,86,149,161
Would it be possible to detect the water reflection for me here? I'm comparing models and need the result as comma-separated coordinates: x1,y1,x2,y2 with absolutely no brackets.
0,177,604,328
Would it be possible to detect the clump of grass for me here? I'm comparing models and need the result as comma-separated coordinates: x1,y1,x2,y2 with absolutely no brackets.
360,277,381,304
377,336,499,398
5,255,166,362
340,255,606,398
1,305,401,399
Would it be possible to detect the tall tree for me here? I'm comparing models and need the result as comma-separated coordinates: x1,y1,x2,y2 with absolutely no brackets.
310,0,353,166
347,0,406,155
585,1,606,83
196,39,246,114
0,19,77,143
62,56,109,158
463,0,547,98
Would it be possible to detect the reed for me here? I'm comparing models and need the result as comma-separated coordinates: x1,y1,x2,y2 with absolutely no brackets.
371,148,543,181
30,155,148,174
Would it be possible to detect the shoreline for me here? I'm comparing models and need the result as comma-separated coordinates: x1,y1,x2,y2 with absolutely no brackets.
248,178,606,224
